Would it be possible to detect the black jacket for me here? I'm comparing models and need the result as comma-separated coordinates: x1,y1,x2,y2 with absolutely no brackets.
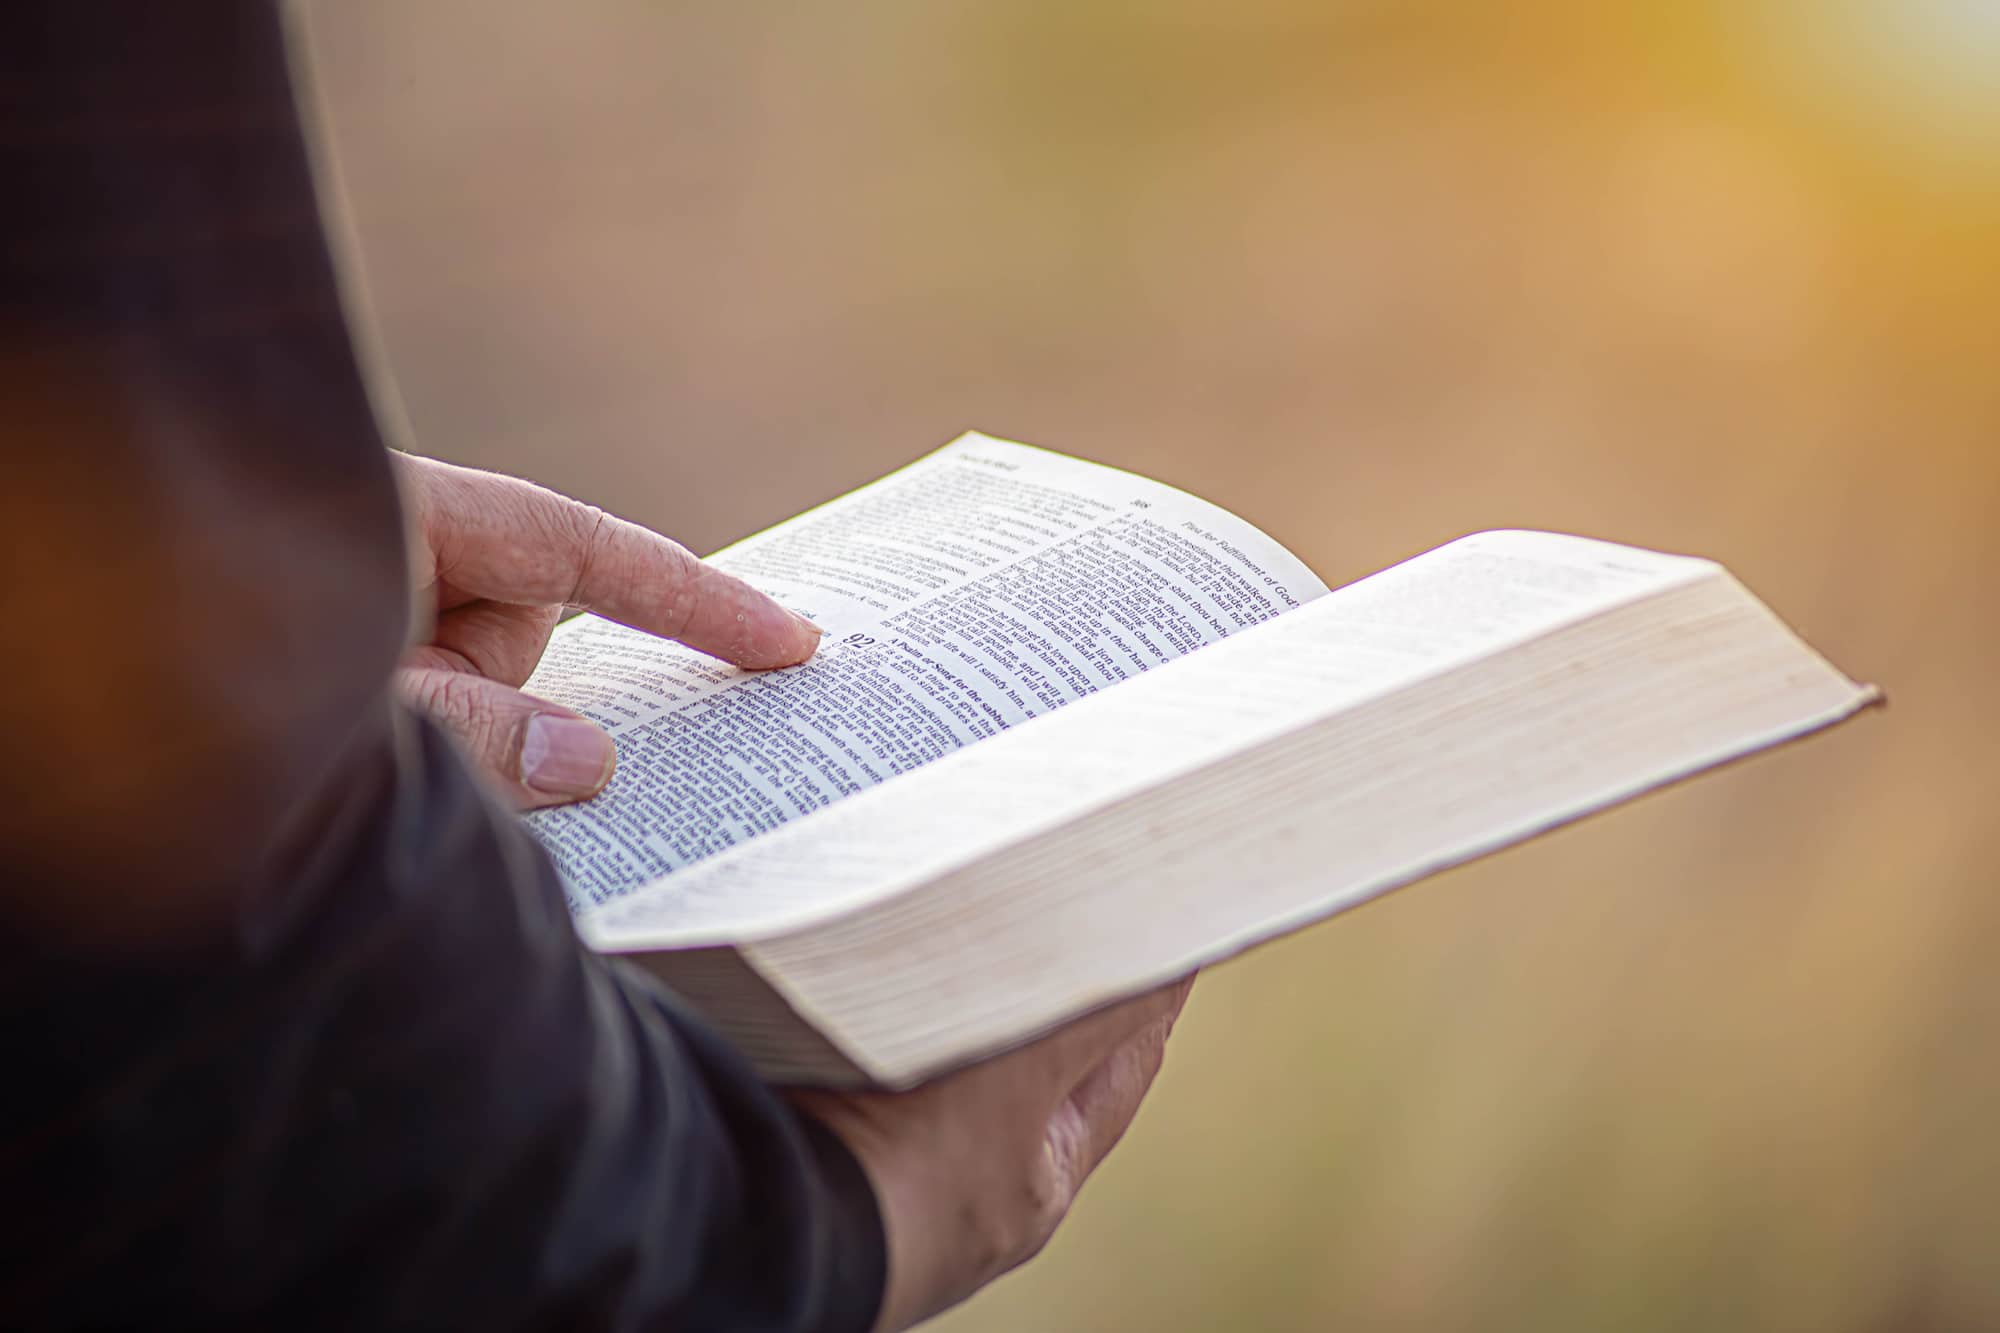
0,4,885,1329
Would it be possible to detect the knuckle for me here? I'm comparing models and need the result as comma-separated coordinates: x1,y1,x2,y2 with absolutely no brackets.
556,499,610,607
955,1199,1007,1279
412,672,510,756
1013,1169,1065,1266
1021,1158,1062,1223
959,1195,1029,1282
1027,1150,1072,1232
657,541,706,636
963,1158,1066,1281
437,674,487,731
396,667,452,717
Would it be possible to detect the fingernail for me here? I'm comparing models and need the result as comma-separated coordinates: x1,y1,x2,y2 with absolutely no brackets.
521,715,616,797
790,610,824,641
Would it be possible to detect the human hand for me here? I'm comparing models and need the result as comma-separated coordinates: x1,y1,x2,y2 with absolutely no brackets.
794,976,1196,1333
393,453,821,808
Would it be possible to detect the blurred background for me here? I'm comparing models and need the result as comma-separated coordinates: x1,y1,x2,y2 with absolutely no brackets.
301,2,1998,1329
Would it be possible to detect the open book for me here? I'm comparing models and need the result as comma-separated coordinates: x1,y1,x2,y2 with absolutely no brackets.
523,433,1879,1088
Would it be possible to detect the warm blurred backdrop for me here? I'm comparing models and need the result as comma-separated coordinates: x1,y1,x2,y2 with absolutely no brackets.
302,3,1998,1329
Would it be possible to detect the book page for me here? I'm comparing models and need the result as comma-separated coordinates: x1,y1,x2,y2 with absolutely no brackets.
585,531,1733,948
523,433,1326,913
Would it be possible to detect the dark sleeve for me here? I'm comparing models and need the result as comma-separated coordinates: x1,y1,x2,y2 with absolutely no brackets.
0,5,885,1330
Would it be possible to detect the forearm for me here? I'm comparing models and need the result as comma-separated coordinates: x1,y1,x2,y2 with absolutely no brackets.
0,711,883,1330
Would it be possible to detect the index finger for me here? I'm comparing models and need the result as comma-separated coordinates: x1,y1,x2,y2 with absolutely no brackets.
406,455,822,669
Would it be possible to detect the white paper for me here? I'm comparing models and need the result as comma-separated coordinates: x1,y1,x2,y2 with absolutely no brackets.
522,433,1326,913
586,530,1725,948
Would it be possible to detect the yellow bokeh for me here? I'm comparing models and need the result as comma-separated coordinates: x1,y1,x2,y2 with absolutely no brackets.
307,3,1999,1328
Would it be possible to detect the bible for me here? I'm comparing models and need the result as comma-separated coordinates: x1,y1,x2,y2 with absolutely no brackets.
522,432,1879,1088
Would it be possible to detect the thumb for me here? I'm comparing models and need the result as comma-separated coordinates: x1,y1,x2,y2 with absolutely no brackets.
398,666,616,809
